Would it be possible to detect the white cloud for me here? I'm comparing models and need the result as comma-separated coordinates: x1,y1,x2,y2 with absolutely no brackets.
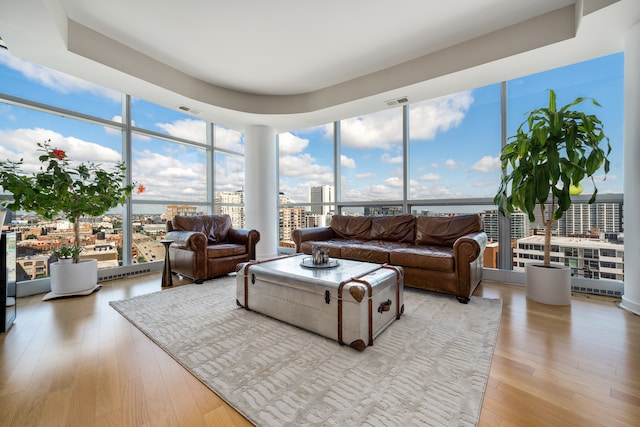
470,155,501,173
0,128,121,169
341,185,400,201
340,109,403,149
132,148,208,199
279,153,332,181
0,127,214,202
106,116,151,140
430,162,439,168
0,49,121,102
409,91,474,140
445,159,457,170
214,126,243,152
279,132,309,155
385,176,403,187
411,184,456,199
355,172,376,179
381,153,403,164
420,173,441,181
156,119,207,143
341,155,356,168
472,178,499,188
212,155,245,193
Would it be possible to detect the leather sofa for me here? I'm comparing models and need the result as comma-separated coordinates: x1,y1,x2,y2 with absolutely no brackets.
165,214,260,283
293,214,487,303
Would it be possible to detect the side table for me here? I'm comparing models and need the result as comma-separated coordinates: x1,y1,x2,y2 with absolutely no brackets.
160,239,174,287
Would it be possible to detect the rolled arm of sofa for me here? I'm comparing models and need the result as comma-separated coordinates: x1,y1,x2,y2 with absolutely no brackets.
228,228,261,260
453,231,486,262
165,230,207,252
453,231,488,302
293,227,335,252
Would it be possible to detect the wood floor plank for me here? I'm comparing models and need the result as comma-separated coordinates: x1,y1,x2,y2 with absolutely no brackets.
1,274,639,426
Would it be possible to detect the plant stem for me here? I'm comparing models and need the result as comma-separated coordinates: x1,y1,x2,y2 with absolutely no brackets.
73,217,80,263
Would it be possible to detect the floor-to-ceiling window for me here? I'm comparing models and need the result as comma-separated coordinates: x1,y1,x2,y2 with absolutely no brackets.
1,42,624,291
506,53,624,284
277,52,624,291
214,125,246,227
0,48,243,283
339,108,404,215
278,125,335,247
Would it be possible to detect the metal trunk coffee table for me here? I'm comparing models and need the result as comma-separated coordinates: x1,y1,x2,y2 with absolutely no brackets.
236,254,404,351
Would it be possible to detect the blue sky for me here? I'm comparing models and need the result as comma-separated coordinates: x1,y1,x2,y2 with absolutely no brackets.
0,48,624,207
0,48,245,205
279,53,624,204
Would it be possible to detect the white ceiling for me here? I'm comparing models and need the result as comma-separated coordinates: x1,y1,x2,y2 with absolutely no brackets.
0,0,638,132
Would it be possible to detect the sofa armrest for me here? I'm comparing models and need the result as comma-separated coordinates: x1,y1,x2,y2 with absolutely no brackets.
165,230,207,252
292,227,335,252
453,231,487,262
228,228,261,260
452,231,488,302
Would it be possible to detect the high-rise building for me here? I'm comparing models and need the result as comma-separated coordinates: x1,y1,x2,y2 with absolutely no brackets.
309,185,334,216
558,203,592,235
279,206,307,243
595,203,623,233
513,235,624,282
549,202,623,237
364,206,402,216
481,209,529,242
165,205,197,222
215,190,245,228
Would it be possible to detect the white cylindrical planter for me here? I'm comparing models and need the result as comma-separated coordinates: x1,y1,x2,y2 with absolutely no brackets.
50,258,98,295
525,264,572,306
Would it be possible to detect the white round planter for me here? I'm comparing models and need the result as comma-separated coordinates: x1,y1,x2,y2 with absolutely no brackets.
50,258,98,295
525,263,572,306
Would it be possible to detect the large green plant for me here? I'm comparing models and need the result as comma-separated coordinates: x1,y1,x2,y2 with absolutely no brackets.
0,140,138,262
494,90,611,267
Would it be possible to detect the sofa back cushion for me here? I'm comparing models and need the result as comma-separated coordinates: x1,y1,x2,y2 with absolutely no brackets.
172,214,232,244
330,215,372,239
369,214,415,242
415,214,481,246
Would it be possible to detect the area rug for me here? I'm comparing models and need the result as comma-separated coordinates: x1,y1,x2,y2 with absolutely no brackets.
110,276,502,426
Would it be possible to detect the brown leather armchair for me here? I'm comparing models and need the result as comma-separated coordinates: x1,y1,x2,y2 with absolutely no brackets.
165,214,260,283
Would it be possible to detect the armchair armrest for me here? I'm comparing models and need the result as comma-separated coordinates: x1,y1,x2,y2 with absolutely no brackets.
292,227,335,252
228,228,261,260
165,230,207,252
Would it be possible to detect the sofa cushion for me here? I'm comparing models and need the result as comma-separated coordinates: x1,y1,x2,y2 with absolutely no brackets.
389,245,455,272
330,215,372,239
415,214,481,246
340,241,391,264
369,214,415,242
300,239,357,259
206,243,247,258
172,214,232,245
172,215,204,233
207,214,232,244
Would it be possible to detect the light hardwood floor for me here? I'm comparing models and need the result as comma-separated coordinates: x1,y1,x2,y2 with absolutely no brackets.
1,273,639,426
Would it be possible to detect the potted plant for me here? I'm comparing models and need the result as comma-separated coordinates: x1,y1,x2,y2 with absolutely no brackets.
52,243,84,264
0,139,139,296
494,90,611,305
